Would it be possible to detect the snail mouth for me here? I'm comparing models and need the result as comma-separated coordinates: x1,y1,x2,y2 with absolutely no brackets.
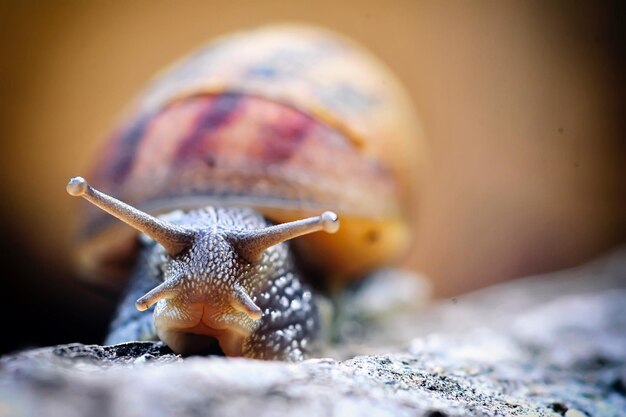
153,301,254,356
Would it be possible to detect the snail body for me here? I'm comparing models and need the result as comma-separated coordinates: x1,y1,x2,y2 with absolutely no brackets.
68,24,422,360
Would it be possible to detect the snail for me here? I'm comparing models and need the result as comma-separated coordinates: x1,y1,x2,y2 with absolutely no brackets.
66,23,423,361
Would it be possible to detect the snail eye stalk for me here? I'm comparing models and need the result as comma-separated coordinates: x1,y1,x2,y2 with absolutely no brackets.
66,176,195,257
228,211,339,263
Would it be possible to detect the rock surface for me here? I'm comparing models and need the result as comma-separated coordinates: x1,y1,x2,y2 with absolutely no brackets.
2,248,626,417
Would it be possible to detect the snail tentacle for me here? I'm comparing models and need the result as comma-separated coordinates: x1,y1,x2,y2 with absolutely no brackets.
66,177,194,257
135,272,185,311
230,284,263,320
229,211,340,263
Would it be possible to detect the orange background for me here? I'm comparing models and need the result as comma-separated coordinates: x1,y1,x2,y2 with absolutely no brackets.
0,1,624,353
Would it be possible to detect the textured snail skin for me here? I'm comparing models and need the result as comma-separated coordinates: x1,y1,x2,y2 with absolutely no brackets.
105,207,319,361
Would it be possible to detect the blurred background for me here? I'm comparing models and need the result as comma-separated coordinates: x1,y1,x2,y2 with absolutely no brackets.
0,1,624,355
